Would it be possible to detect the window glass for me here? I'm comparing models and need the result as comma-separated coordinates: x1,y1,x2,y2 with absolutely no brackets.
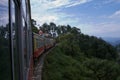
23,18,28,77
11,0,19,80
0,0,12,80
22,0,26,21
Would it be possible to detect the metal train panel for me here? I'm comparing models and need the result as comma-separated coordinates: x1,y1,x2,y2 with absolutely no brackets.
33,33,45,58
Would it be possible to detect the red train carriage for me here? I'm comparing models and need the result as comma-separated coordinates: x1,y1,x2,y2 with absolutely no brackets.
33,32,55,59
33,33,45,58
45,38,51,49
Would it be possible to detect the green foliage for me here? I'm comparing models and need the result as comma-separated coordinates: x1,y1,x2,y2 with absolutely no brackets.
42,47,85,80
43,43,120,80
83,58,120,80
70,27,81,34
78,34,117,60
43,31,120,80
39,22,81,36
0,25,12,80
41,23,50,33
38,22,119,79
31,19,39,33
32,25,39,33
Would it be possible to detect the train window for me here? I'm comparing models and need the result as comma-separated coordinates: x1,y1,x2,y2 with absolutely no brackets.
11,0,19,80
0,0,12,80
22,18,28,72
22,0,26,20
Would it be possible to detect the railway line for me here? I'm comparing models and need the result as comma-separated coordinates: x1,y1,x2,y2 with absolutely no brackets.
33,46,56,80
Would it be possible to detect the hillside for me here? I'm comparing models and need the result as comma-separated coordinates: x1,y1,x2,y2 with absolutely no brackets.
42,31,120,80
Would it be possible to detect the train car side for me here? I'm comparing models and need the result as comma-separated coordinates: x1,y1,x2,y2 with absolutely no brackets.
33,33,55,59
33,33,45,59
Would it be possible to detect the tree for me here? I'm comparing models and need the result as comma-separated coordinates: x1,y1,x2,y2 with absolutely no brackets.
50,22,56,32
66,25,72,32
31,19,39,33
83,58,120,80
70,27,81,34
42,23,49,33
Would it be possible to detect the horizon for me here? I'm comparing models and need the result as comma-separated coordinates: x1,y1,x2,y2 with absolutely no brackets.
31,0,120,38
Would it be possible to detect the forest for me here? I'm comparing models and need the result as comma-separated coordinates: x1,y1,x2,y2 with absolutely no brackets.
0,25,12,80
35,22,120,80
1,20,120,80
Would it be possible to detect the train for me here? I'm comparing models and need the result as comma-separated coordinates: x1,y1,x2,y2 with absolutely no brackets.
0,0,55,80
33,32,55,59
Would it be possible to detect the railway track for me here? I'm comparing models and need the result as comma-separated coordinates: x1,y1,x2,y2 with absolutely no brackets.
32,47,55,80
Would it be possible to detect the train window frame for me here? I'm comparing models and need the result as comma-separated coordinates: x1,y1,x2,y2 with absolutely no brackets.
9,0,33,80
9,0,16,80
12,0,26,80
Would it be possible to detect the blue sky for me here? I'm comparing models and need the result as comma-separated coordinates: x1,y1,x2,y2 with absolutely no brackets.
31,0,120,38
0,0,8,26
0,0,119,38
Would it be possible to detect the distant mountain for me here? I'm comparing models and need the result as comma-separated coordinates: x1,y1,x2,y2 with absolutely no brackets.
102,37,120,46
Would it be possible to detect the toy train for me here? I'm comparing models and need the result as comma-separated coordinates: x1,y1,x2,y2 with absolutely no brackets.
33,33,55,59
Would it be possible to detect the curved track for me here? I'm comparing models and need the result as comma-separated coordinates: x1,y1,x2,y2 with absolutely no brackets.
32,47,55,80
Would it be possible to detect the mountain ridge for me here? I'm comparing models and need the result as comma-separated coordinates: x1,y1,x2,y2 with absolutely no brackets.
102,37,120,46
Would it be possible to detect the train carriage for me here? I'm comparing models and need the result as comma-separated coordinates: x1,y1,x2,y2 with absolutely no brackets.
33,33,45,58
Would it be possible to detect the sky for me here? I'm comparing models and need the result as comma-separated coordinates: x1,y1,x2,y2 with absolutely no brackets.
31,0,120,38
0,0,120,38
0,0,8,26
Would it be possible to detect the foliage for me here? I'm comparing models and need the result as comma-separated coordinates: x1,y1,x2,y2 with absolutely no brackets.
83,58,120,80
78,34,117,60
39,22,81,36
0,25,12,80
31,19,39,33
42,27,120,80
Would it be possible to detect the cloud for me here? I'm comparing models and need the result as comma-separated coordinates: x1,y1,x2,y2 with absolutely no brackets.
31,10,79,26
109,10,120,18
93,0,120,9
30,0,120,38
103,0,120,4
0,1,9,26
79,22,120,37
0,0,8,6
0,13,8,26
66,0,92,7
31,0,92,9
31,0,92,26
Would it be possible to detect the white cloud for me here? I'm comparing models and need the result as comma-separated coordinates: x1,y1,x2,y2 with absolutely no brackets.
66,0,92,7
0,1,9,26
0,13,8,26
109,10,120,18
31,0,92,26
79,22,120,37
30,0,120,38
0,0,8,6
31,0,92,9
